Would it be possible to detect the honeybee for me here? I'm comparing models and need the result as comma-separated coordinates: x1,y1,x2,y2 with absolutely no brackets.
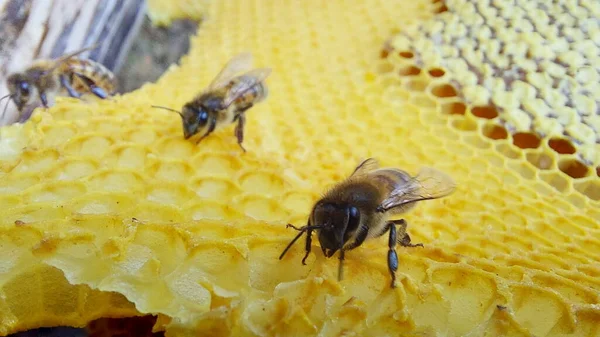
152,52,272,152
279,158,456,288
1,44,116,121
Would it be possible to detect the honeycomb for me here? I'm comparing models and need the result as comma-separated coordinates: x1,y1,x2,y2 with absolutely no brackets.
384,0,600,200
0,0,599,336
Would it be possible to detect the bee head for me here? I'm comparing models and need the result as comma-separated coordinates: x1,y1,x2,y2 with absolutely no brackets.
6,73,34,110
181,104,210,139
312,202,360,258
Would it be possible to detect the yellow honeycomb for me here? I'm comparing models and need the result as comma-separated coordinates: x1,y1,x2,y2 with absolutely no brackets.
384,0,600,200
1,0,599,336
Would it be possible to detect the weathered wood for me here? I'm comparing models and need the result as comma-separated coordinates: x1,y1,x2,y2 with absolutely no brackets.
0,0,146,126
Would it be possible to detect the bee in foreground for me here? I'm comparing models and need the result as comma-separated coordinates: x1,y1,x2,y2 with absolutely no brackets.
1,44,117,121
279,158,456,288
151,52,272,152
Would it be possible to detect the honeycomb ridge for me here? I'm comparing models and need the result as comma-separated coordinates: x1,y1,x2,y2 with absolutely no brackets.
383,0,600,201
1,0,599,336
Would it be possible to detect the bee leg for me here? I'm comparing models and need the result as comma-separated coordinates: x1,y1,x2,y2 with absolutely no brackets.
75,74,108,99
391,219,424,248
234,112,247,152
385,222,399,288
90,86,109,99
302,229,313,265
39,92,49,108
343,225,369,251
280,222,320,263
338,249,346,282
196,115,217,144
60,75,82,98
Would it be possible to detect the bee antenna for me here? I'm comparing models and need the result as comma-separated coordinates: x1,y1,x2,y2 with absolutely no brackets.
0,93,12,103
151,105,183,117
0,94,14,121
45,43,101,76
278,224,324,260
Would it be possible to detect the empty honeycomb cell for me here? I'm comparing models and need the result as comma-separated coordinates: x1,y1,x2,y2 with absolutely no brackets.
507,161,536,180
378,75,403,88
383,88,411,104
154,138,197,160
548,137,576,155
3,203,70,224
482,123,508,140
0,175,40,194
191,153,243,178
190,177,241,200
512,132,541,149
0,195,20,210
558,158,589,179
125,127,159,145
12,149,59,174
539,171,570,193
239,171,286,197
527,252,573,272
404,79,429,92
449,116,478,132
105,145,151,170
567,189,594,208
146,160,195,183
376,61,394,74
461,133,492,150
574,180,600,201
409,93,437,109
87,170,146,193
470,105,499,120
525,151,554,170
533,273,600,305
146,183,195,207
552,215,588,238
431,267,498,335
64,135,114,158
69,193,135,215
239,195,289,222
49,159,99,181
510,285,575,336
23,181,87,203
40,124,77,147
187,201,243,221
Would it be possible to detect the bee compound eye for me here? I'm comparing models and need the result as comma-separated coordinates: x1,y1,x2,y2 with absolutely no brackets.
349,206,359,219
199,110,209,125
19,82,30,94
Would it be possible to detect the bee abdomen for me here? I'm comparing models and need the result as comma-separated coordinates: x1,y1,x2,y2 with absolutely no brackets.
371,169,412,195
233,77,268,107
64,58,117,94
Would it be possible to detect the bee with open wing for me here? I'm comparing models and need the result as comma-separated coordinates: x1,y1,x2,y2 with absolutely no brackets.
279,158,456,288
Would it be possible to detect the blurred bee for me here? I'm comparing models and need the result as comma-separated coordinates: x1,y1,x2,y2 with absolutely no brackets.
1,44,116,121
279,158,456,288
152,52,272,152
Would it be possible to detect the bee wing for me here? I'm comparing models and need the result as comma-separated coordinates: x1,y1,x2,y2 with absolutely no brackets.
221,67,272,108
350,158,380,177
46,44,99,75
378,167,456,212
206,52,255,91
